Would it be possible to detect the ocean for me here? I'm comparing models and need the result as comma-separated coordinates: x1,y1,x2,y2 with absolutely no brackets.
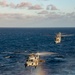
0,28,75,75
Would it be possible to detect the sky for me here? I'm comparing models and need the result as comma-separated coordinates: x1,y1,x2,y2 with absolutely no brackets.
0,0,75,27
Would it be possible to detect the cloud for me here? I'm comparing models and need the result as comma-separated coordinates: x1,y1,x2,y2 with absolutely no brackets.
15,2,32,8
0,13,25,20
9,3,16,8
0,13,45,27
0,1,42,10
66,12,75,17
0,12,75,27
46,13,63,20
65,12,75,20
28,4,43,10
0,1,32,9
0,13,43,20
0,12,75,21
38,10,48,14
0,0,9,7
47,4,58,10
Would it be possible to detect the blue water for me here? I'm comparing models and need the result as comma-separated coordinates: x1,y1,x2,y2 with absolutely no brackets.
0,28,75,75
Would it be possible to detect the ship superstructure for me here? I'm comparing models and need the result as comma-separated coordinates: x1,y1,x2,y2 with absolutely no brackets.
25,53,45,68
55,32,61,44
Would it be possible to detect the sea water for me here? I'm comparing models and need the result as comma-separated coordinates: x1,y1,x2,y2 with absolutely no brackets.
0,28,75,75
